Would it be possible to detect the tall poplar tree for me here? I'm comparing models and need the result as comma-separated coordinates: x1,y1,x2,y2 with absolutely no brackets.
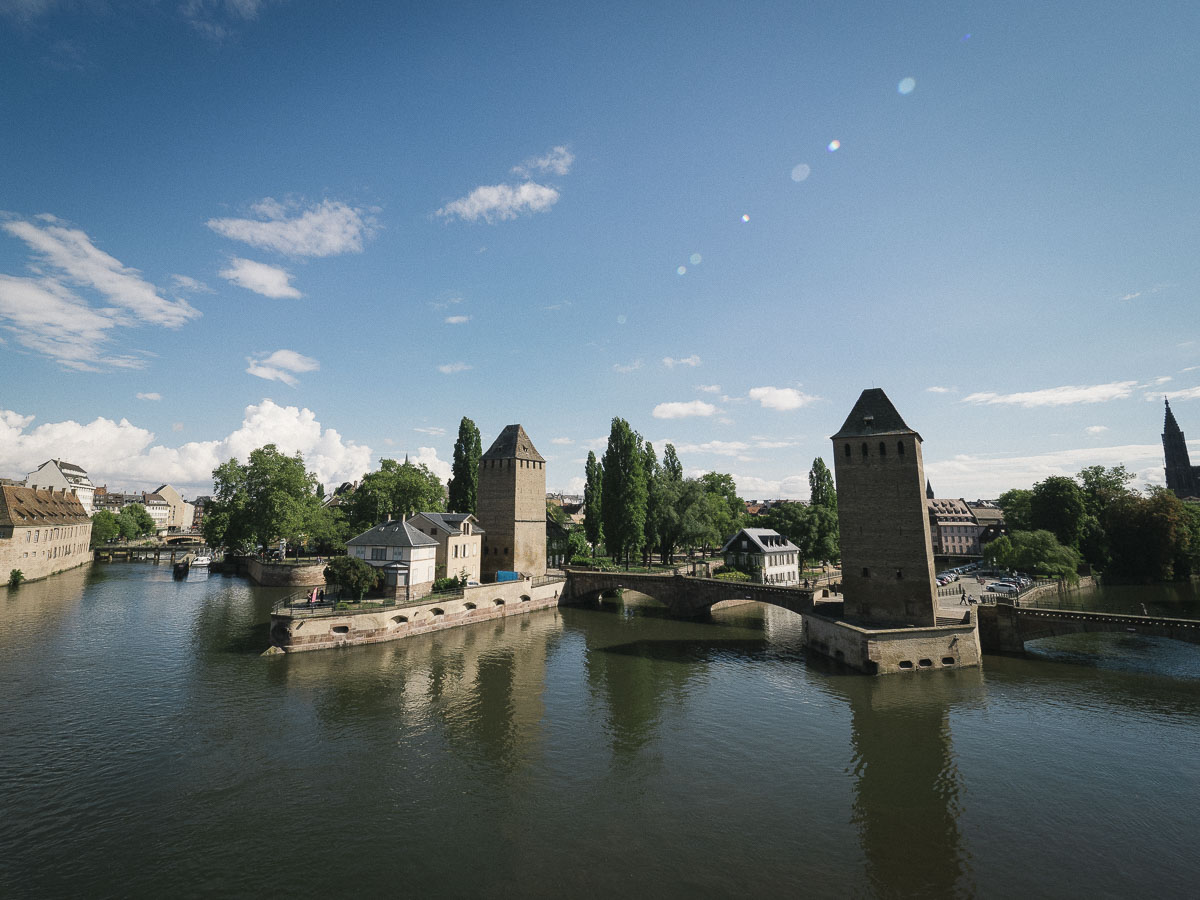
601,417,648,567
584,451,604,556
447,416,482,514
642,441,659,565
808,458,837,510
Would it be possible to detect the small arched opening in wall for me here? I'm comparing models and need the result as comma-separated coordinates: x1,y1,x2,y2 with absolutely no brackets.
429,608,444,617
464,601,477,611
520,594,531,603
332,625,350,635
942,656,955,666
391,615,408,625
493,598,505,606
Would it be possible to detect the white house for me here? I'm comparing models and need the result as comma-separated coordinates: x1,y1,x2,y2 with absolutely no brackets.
346,518,439,597
720,527,801,586
25,459,95,515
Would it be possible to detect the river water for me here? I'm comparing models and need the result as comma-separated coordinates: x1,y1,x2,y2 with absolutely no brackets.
1,563,1198,898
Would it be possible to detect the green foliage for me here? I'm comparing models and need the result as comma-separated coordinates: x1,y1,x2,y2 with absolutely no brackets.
1104,489,1194,581
698,472,745,547
8,569,24,588
569,554,594,567
714,569,752,582
601,417,648,566
997,488,1034,533
984,530,1080,582
547,501,569,526
1076,465,1134,519
90,509,121,546
348,458,445,532
662,443,683,481
304,503,348,554
762,502,839,566
447,416,482,514
324,555,379,599
808,458,837,510
583,451,603,553
641,441,659,564
116,504,157,539
432,573,468,593
1030,476,1087,548
566,526,589,560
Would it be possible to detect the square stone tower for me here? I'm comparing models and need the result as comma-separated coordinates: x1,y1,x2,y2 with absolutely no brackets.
831,389,937,627
477,424,547,579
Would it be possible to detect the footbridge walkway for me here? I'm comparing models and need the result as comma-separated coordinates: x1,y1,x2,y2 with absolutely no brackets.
977,601,1200,653
562,568,827,618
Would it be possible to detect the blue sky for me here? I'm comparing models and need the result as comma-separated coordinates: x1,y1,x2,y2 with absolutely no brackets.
2,0,1198,500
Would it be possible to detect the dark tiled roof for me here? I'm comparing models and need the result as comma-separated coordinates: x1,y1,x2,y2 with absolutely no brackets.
831,388,920,440
346,519,439,548
410,512,485,535
481,424,544,462
720,527,799,555
0,485,90,527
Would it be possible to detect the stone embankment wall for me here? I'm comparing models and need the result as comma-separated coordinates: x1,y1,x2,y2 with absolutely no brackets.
1014,575,1096,606
270,577,564,652
804,612,981,675
247,558,327,587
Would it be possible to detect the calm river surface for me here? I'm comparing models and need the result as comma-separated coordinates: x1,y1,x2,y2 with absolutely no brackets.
2,563,1198,899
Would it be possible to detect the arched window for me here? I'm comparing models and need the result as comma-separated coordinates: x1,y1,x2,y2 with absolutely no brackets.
879,441,887,456
844,443,851,458
861,442,868,458
897,441,905,455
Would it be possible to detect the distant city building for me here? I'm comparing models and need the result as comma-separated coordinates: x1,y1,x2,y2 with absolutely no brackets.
0,485,93,581
927,498,983,560
546,513,572,569
24,459,95,515
1162,398,1200,499
407,512,483,583
346,518,439,600
721,527,800,585
153,485,196,533
477,425,546,579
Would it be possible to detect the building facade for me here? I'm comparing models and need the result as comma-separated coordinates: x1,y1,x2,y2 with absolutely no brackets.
25,459,95,515
476,425,547,580
1162,399,1200,499
0,485,93,582
346,519,439,598
407,512,483,583
927,498,983,560
720,527,801,585
832,389,938,627
153,485,196,534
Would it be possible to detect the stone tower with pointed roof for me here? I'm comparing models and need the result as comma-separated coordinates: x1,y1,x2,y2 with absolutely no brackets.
477,424,546,579
831,389,937,627
1162,398,1200,498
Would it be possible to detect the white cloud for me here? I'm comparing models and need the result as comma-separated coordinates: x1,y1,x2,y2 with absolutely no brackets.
613,360,643,373
170,274,213,294
245,349,319,387
136,392,162,401
0,399,371,495
728,473,810,500
653,400,718,419
410,446,451,483
444,315,471,324
662,354,701,368
551,437,573,445
414,426,446,436
926,386,952,394
438,362,471,374
207,199,373,257
182,0,271,39
697,384,721,393
924,442,1171,498
1157,386,1200,402
672,440,749,456
754,440,793,449
749,386,819,411
962,381,1138,407
0,216,200,370
437,182,560,223
512,146,574,177
1085,425,1109,435
1153,376,1172,384
219,257,301,299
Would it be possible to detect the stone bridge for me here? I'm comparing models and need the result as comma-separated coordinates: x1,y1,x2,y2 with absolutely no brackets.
562,568,826,618
977,601,1200,654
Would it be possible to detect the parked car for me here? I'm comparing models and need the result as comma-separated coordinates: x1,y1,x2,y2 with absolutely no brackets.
986,582,1019,595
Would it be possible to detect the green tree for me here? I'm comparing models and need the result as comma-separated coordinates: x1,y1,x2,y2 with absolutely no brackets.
698,472,745,548
583,450,604,555
997,488,1034,533
117,504,156,539
1076,465,1134,519
641,441,659,565
203,445,324,553
662,443,683,481
566,526,589,561
601,417,648,567
808,457,837,510
447,416,482,514
983,530,1080,581
324,555,379,600
90,509,121,546
305,503,348,555
348,458,445,532
1104,489,1193,581
1030,476,1087,548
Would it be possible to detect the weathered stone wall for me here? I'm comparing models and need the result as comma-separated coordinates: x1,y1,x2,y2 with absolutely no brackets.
247,559,327,587
804,613,981,675
270,577,564,652
833,435,938,627
477,456,546,579
1,527,92,583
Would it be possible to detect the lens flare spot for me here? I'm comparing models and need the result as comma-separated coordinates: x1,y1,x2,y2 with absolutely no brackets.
677,266,687,276
741,214,750,222
689,253,702,265
827,139,841,152
898,77,916,95
790,163,811,182
617,314,627,325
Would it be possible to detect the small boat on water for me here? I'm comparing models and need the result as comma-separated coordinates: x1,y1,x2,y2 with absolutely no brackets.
192,555,212,567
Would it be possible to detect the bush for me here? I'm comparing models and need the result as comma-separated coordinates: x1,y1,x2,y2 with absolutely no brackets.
714,570,752,582
432,574,467,593
8,569,24,588
569,555,594,567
